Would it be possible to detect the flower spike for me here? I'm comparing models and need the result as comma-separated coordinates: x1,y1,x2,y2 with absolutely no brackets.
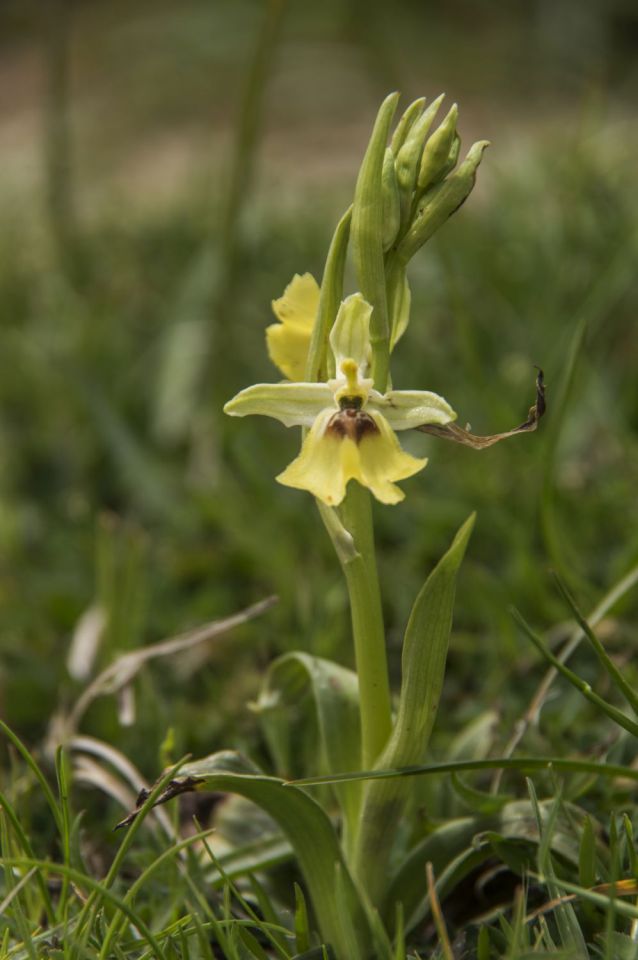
224,293,456,506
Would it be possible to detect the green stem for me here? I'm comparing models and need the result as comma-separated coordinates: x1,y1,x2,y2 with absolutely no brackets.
370,332,390,394
337,484,392,769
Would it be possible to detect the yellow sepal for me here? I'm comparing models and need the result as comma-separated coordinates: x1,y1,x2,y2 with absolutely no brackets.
266,273,319,381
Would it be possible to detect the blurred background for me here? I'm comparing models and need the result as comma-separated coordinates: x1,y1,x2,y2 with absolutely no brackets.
1,0,637,780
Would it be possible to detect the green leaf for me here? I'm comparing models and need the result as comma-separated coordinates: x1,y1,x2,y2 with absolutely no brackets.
307,206,352,382
209,834,292,887
352,514,475,909
477,926,491,960
292,949,335,960
387,263,410,351
528,779,589,958
385,512,475,767
623,814,638,877
238,928,271,960
248,875,293,957
253,652,362,853
450,772,514,814
383,815,489,933
507,886,529,958
393,901,406,960
579,815,596,889
130,750,371,960
384,795,590,937
579,814,598,929
294,882,311,954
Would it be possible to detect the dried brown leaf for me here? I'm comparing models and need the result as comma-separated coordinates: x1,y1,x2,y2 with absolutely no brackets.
419,368,545,448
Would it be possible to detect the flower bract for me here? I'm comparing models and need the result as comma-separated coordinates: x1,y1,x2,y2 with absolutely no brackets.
225,293,456,506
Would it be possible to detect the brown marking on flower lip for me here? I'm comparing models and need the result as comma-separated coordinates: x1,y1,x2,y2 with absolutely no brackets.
327,408,379,443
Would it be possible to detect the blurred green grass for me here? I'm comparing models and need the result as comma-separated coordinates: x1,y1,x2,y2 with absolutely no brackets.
0,0,637,789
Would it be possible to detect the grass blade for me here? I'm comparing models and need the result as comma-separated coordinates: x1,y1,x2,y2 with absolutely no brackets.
552,573,638,716
0,719,62,835
528,779,588,957
290,755,638,788
511,607,638,738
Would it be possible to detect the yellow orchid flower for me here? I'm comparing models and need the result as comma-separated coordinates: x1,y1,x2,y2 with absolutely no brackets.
225,294,456,507
266,273,320,380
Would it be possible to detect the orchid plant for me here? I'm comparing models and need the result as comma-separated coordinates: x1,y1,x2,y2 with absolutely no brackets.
124,93,544,959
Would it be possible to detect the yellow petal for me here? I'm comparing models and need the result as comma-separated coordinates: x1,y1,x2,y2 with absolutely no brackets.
266,323,314,382
277,409,349,506
266,273,320,380
329,293,373,373
357,413,427,504
276,407,427,507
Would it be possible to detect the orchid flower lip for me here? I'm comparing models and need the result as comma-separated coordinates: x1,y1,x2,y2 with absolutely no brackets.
326,407,378,443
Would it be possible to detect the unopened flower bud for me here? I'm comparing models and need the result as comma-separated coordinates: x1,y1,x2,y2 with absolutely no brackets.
397,140,489,262
394,93,445,228
381,147,400,251
352,92,399,389
417,103,459,190
390,97,426,155
438,131,461,182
